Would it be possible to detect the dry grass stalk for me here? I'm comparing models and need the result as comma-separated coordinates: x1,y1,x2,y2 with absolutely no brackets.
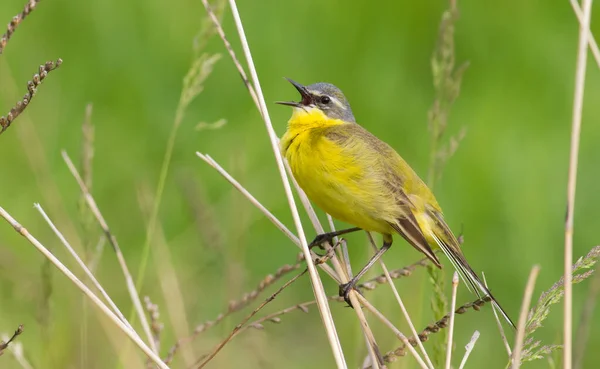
445,272,459,369
482,272,512,357
62,151,158,354
511,265,541,369
34,204,136,333
0,0,41,54
164,255,303,364
0,207,170,369
458,330,480,369
564,1,593,368
194,268,309,368
0,60,62,135
225,2,347,365
0,324,24,356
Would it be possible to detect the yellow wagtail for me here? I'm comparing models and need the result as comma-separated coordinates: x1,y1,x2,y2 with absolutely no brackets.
277,79,514,328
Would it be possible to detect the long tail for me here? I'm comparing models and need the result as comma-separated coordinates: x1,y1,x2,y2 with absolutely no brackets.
427,210,516,329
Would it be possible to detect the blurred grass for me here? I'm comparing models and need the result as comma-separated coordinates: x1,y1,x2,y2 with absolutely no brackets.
0,0,599,368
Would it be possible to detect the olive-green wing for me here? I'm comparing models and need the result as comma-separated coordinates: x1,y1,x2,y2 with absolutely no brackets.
325,124,441,267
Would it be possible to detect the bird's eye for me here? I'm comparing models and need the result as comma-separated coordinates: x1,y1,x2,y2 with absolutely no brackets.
320,96,331,104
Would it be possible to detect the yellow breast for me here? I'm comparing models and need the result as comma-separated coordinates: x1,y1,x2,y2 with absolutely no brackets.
280,108,395,235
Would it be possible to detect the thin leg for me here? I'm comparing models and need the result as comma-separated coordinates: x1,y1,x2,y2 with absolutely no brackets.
339,238,392,307
308,227,361,250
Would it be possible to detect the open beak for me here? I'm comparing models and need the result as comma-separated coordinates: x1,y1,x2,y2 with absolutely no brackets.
276,78,312,107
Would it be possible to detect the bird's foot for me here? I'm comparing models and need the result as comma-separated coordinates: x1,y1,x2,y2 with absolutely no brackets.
308,233,335,251
339,280,361,308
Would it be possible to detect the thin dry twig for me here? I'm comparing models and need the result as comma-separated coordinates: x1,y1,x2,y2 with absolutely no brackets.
0,60,62,135
0,207,169,369
512,265,541,369
0,325,24,356
445,272,459,369
194,268,308,369
0,0,41,54
61,151,158,354
458,331,480,369
564,1,592,368
483,272,512,357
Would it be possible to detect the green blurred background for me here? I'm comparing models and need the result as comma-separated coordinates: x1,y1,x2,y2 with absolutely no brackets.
1,0,599,368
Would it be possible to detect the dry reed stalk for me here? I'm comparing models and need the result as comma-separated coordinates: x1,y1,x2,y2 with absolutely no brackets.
34,204,136,333
457,331,480,369
0,207,170,369
62,151,158,354
225,2,347,365
482,272,511,357
0,0,41,54
0,60,62,135
445,272,459,369
194,269,308,368
0,325,24,356
366,233,434,369
511,265,540,369
564,1,593,369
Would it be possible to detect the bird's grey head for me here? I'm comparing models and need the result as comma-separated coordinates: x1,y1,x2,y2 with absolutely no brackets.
276,79,356,123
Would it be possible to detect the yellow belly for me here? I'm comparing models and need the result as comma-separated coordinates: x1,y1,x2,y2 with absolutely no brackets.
282,129,395,235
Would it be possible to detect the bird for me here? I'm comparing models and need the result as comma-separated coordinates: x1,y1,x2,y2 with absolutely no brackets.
276,78,515,328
